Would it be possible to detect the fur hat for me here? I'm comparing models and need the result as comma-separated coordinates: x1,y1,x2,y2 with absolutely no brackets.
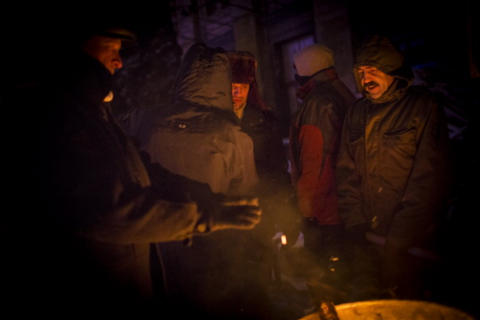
294,44,334,76
227,51,257,84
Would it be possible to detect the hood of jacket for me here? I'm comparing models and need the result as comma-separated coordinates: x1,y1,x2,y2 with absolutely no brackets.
170,43,233,111
353,35,414,101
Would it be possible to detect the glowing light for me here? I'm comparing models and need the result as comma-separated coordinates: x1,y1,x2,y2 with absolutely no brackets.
281,234,287,245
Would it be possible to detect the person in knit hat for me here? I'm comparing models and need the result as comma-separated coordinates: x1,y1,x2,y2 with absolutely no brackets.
336,35,453,301
289,43,357,305
227,50,300,319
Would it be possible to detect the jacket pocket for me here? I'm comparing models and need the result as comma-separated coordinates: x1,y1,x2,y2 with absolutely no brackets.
383,126,416,149
381,126,416,173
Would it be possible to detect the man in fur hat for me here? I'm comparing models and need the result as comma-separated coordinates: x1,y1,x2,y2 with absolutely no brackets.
227,50,301,319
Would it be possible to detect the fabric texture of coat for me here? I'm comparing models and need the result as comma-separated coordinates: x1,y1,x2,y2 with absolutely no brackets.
121,43,260,319
2,52,213,315
240,102,299,236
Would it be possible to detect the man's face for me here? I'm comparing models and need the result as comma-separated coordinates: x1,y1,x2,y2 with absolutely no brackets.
356,66,395,99
82,35,123,74
231,83,250,112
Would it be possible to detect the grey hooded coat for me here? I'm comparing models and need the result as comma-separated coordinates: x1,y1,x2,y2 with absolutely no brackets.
124,43,262,318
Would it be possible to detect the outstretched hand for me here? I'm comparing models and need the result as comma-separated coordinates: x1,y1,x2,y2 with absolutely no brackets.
210,196,262,232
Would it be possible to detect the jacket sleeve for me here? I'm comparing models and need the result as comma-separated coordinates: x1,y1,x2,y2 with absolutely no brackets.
387,97,453,250
294,98,336,218
296,124,324,217
36,104,208,245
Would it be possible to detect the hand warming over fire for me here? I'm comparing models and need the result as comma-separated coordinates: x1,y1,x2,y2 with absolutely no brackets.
210,196,262,232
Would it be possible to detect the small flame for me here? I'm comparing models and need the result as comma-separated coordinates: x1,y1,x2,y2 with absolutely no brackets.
281,234,287,245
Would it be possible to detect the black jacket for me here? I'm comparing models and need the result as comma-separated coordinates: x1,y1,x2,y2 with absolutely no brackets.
2,52,211,314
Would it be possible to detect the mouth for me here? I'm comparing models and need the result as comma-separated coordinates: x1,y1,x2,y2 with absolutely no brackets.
363,81,378,91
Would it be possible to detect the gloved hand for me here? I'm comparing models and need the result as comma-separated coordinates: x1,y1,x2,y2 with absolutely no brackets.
207,195,262,232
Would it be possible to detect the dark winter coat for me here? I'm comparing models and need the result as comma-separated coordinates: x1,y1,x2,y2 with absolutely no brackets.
240,103,298,241
122,43,260,318
336,36,453,251
2,52,210,314
136,44,258,195
290,67,356,225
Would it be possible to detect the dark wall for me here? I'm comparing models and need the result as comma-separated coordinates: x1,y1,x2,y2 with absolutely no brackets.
345,0,473,78
1,5,183,116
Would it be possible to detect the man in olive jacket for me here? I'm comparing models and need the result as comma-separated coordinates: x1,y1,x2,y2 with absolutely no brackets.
336,35,453,301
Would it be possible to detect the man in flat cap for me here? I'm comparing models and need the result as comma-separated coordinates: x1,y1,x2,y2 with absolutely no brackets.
1,26,261,316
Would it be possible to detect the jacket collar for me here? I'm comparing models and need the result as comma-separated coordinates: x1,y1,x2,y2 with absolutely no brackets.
296,67,339,100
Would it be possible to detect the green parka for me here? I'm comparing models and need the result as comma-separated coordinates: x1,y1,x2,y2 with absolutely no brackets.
336,36,453,251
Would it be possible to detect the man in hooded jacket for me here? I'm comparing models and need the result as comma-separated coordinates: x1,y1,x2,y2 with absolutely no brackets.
122,43,261,319
336,35,453,301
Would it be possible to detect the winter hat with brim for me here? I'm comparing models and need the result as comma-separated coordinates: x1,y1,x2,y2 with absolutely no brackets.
294,44,334,76
95,26,137,44
227,51,257,84
77,23,137,47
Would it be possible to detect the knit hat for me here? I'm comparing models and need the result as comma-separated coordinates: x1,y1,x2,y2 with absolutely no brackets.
227,51,257,84
294,44,334,76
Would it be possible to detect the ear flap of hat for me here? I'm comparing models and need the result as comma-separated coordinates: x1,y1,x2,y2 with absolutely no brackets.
227,51,257,84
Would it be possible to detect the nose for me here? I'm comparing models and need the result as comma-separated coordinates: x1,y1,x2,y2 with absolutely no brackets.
360,72,371,83
112,53,123,70
232,87,240,96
